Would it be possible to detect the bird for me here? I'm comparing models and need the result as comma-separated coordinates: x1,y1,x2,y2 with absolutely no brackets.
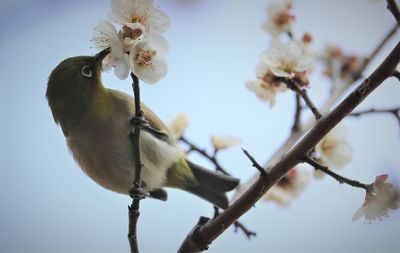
46,48,239,208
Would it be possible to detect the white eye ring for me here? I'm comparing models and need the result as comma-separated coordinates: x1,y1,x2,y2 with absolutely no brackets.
81,65,93,78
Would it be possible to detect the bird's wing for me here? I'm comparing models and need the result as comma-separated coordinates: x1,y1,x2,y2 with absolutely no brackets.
107,88,172,135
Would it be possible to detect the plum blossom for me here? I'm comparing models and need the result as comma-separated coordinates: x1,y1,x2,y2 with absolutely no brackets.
108,0,170,34
92,20,133,79
169,113,189,139
92,0,170,84
263,0,294,37
261,40,315,80
211,135,240,152
315,123,353,171
263,167,311,207
323,45,363,83
246,61,287,107
352,175,399,223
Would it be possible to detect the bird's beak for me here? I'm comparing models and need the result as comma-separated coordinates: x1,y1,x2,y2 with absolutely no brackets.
93,47,111,67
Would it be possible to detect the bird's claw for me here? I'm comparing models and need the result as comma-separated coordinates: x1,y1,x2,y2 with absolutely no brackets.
130,116,169,142
129,187,149,200
130,116,150,129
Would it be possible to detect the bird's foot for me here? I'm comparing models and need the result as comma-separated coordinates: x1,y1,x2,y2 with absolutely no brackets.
129,187,149,200
130,116,169,141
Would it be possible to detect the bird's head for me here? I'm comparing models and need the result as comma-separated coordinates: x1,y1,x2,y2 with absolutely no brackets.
46,48,110,135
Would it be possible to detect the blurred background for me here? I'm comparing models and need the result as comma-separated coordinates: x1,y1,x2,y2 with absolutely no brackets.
1,0,399,252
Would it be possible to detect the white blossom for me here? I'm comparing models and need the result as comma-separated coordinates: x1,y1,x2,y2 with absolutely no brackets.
211,135,240,152
352,175,399,223
263,167,311,207
262,40,315,78
246,61,287,107
263,0,294,37
129,33,168,84
91,20,132,80
315,124,353,171
108,0,170,34
169,113,189,139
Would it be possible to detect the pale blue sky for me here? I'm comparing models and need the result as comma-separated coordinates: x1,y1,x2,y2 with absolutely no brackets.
1,0,400,252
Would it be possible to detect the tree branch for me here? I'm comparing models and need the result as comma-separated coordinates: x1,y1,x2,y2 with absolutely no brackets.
292,93,302,132
302,156,369,190
179,136,231,176
387,0,400,25
180,136,257,238
349,107,400,128
128,73,144,253
242,148,267,178
178,40,400,253
282,78,323,120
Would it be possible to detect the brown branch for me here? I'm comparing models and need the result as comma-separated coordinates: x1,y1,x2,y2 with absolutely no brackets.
292,93,302,132
303,156,369,190
179,136,231,176
282,78,323,120
178,40,400,253
242,148,267,178
181,136,257,238
349,106,400,129
128,73,144,253
387,0,400,25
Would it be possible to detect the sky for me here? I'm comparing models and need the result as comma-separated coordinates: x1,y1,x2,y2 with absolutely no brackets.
1,0,400,252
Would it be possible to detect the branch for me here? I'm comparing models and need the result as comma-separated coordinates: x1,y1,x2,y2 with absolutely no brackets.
282,78,323,120
128,73,144,253
292,93,302,132
242,148,267,178
179,136,231,176
349,107,400,128
181,136,257,238
387,0,400,25
178,40,400,253
302,156,369,190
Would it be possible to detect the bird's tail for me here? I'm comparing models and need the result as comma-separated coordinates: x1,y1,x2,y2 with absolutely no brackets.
185,160,240,209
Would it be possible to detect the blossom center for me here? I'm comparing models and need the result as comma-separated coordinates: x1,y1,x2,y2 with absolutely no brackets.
275,11,294,26
135,49,157,68
121,25,143,41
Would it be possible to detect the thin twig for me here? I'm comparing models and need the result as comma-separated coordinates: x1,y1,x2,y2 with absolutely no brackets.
292,93,302,132
387,0,400,25
282,78,323,120
349,107,400,117
181,136,257,238
349,107,400,129
242,148,268,178
179,136,231,176
128,73,144,253
302,156,369,190
214,205,256,239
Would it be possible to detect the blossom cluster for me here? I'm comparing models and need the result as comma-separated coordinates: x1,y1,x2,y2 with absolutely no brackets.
246,1,317,107
91,0,170,84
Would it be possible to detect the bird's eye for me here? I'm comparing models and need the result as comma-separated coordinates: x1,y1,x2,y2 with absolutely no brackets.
81,65,93,78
